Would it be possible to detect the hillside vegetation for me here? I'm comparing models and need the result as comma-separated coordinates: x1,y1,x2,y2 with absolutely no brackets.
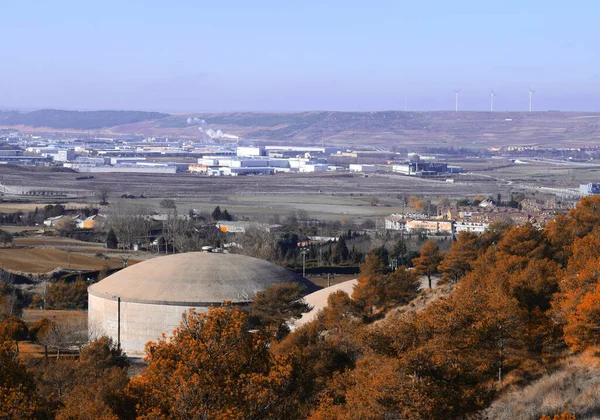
0,109,168,129
485,348,600,419
4,197,600,418
4,108,600,148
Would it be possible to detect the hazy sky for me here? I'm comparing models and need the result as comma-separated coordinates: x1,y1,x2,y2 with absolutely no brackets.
1,1,598,112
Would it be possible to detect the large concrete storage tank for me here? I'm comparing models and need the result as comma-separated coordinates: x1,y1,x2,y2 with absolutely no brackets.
88,252,318,356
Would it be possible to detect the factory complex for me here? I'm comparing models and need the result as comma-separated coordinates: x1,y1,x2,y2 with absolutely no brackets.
0,132,463,177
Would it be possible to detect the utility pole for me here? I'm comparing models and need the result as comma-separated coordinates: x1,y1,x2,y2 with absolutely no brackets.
112,295,121,349
300,248,308,278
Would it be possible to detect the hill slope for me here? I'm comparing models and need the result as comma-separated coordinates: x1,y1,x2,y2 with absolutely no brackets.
485,348,600,419
3,109,600,148
0,109,168,130
105,110,600,148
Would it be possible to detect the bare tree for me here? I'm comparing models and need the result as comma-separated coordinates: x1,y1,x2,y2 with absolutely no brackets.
230,227,278,261
38,316,92,360
0,270,22,317
97,186,110,205
105,201,153,250
0,229,13,247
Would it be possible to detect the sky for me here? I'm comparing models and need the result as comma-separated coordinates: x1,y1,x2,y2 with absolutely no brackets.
0,0,599,112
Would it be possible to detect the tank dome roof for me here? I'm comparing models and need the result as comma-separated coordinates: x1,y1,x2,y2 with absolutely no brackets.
88,252,319,306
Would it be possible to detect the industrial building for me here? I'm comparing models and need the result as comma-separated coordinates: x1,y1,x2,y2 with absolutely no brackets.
580,183,600,196
88,252,319,356
236,146,266,157
190,155,329,176
348,164,376,173
68,164,178,174
216,221,282,233
392,161,449,176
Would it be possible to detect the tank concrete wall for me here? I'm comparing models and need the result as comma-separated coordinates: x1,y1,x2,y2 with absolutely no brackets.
88,294,208,357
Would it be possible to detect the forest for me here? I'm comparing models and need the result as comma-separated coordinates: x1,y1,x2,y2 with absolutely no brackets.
4,197,600,418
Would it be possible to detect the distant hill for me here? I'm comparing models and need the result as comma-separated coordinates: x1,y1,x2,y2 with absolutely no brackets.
3,109,600,148
156,110,600,148
0,109,168,130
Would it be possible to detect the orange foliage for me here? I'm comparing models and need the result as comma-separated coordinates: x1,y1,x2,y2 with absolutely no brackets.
412,240,442,288
353,254,420,316
438,231,479,283
540,411,577,420
0,335,46,418
563,282,600,351
129,305,295,419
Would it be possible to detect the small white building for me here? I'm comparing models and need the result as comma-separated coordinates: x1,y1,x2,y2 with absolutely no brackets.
385,214,406,231
236,146,266,157
349,164,376,173
580,183,600,196
454,220,489,234
54,150,76,162
43,215,66,227
299,164,328,173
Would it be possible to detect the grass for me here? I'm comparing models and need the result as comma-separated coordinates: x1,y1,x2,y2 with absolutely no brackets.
0,201,89,213
22,309,87,326
0,248,124,273
13,237,106,247
484,347,600,419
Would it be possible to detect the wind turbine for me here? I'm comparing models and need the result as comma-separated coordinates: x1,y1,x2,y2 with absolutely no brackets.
529,88,535,112
490,89,497,112
454,89,462,112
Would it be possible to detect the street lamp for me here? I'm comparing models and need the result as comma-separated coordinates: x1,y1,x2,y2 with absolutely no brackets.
112,295,121,349
300,248,308,278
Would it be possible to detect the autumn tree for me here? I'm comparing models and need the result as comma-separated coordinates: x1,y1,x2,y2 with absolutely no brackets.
44,279,88,310
555,234,600,350
319,291,359,330
129,305,296,419
29,317,53,358
0,326,47,418
563,282,600,351
273,305,362,417
250,282,311,339
54,337,132,420
353,251,387,314
0,315,28,353
357,269,419,317
540,411,577,420
412,240,442,289
438,231,479,283
409,195,427,213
